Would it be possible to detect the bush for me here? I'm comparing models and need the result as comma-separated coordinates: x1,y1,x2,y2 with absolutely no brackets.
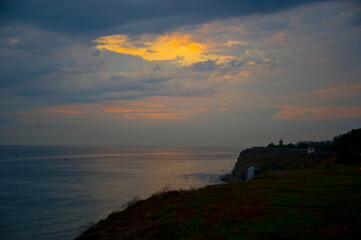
286,143,296,148
261,162,280,172
267,143,275,148
335,152,361,165
296,142,309,149
333,128,361,153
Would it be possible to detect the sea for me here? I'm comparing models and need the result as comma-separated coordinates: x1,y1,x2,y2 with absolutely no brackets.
0,145,240,240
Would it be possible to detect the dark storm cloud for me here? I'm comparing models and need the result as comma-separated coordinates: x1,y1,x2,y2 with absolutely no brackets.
106,76,171,92
192,60,219,72
1,0,331,35
258,21,290,31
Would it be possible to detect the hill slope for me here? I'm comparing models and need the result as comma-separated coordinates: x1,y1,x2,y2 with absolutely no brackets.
75,164,360,240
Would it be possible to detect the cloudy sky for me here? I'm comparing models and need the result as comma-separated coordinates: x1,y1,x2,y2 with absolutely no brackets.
1,0,360,147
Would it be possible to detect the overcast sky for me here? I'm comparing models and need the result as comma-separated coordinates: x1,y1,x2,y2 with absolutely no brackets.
1,0,360,147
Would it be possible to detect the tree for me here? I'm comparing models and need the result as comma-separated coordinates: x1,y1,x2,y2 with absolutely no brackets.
267,143,275,148
296,142,309,149
333,128,361,165
286,143,296,148
333,128,361,153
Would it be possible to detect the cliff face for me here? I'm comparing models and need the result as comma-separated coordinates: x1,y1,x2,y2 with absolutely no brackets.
222,148,335,181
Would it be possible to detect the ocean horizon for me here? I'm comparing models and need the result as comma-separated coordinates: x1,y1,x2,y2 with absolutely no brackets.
0,145,240,240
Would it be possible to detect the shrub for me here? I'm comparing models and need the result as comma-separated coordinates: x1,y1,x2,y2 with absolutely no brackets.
267,143,275,148
335,152,361,165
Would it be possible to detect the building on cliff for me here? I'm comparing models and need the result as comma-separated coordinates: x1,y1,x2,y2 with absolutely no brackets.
247,166,261,180
307,146,315,154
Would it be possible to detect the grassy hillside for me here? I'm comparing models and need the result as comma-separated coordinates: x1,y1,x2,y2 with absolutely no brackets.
75,165,361,240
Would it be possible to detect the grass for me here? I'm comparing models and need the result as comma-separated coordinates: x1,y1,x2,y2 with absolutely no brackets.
121,196,142,210
75,164,361,240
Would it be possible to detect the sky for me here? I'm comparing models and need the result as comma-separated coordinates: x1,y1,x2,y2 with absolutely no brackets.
0,0,360,147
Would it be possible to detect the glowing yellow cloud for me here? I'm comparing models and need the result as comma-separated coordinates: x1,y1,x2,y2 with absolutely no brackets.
94,33,229,65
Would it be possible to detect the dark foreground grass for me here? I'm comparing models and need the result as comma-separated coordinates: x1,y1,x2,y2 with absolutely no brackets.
75,165,361,240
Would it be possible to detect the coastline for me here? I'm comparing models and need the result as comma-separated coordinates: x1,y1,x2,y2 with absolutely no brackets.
75,148,361,240
221,147,336,182
0,145,236,240
75,163,361,240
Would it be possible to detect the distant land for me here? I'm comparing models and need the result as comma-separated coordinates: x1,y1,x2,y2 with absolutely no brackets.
221,148,336,182
76,128,361,240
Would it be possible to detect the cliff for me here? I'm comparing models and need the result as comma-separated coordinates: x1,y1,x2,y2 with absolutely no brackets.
222,148,336,181
75,164,361,240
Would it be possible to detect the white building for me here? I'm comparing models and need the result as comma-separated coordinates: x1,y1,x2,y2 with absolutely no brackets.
247,166,261,180
307,146,315,154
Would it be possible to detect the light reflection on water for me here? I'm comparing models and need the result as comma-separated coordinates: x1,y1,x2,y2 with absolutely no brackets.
0,146,239,240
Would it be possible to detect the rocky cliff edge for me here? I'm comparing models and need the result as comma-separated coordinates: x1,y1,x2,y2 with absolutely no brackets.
222,148,335,181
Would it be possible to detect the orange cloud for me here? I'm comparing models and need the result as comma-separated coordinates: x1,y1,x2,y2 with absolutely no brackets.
94,34,205,65
152,104,166,108
348,82,361,90
272,32,287,40
312,88,339,95
313,83,361,96
44,105,98,114
93,32,233,65
121,112,194,120
274,105,361,121
102,97,209,120
49,109,89,114
224,40,245,47
103,107,162,114
18,96,229,122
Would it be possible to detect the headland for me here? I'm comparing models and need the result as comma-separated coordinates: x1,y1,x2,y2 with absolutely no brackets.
76,128,361,239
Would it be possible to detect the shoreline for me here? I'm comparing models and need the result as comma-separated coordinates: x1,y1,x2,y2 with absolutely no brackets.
75,163,361,240
75,148,361,240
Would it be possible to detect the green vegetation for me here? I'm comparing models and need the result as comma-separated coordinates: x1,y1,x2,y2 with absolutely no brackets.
267,128,361,164
76,165,361,240
333,128,361,165
260,162,280,172
267,143,296,149
267,141,310,149
295,142,309,149
333,128,361,153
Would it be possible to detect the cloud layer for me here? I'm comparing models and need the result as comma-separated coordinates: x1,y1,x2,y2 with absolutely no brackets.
1,0,361,146
1,0,331,35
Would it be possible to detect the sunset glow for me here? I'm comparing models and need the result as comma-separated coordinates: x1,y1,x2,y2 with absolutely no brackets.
1,0,360,146
94,33,224,65
274,106,361,121
18,95,227,122
2,2,361,240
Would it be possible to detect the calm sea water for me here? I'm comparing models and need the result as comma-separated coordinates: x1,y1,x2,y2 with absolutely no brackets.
0,146,239,240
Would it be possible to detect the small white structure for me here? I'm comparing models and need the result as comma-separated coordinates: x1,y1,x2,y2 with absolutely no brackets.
247,166,255,180
307,146,315,154
247,166,261,180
